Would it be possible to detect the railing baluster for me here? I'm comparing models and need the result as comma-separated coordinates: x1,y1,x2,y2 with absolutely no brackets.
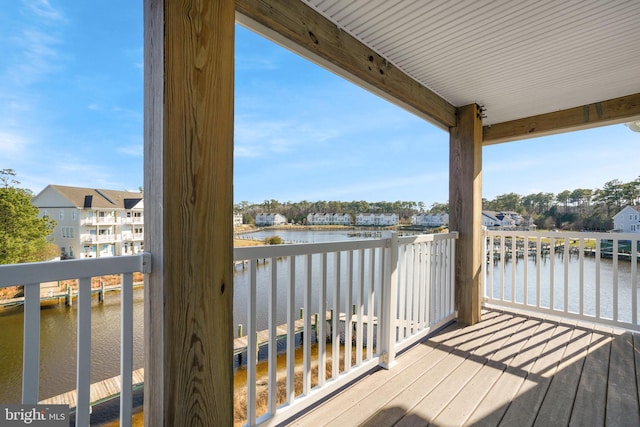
22,283,40,404
632,239,638,327
564,237,569,314
332,252,341,379
425,241,432,326
76,277,91,427
450,238,456,314
247,259,257,425
579,238,584,316
596,238,601,321
418,242,427,330
523,236,528,307
318,253,327,386
366,248,375,360
437,240,443,319
430,240,437,324
268,257,277,416
511,235,516,303
345,250,353,372
536,237,541,309
613,238,619,322
375,247,383,354
120,273,133,427
397,244,406,339
286,256,296,403
303,254,312,395
550,237,555,311
499,236,505,301
489,235,494,299
356,249,364,366
411,243,419,334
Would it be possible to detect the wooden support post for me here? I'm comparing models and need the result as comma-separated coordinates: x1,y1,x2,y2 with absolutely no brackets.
449,104,483,325
66,285,72,307
144,0,235,425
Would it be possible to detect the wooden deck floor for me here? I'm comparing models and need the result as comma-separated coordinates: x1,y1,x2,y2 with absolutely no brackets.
287,308,640,427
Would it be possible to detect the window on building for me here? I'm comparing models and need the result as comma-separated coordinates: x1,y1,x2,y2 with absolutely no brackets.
59,210,64,220
72,210,77,220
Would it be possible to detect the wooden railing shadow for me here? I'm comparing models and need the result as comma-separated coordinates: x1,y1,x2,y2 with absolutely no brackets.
360,310,640,426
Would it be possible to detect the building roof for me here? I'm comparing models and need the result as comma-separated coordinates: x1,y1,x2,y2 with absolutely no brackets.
237,1,640,143
36,185,143,209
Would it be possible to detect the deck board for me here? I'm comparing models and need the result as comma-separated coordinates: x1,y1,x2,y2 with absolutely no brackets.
606,330,640,426
533,322,592,426
285,308,640,427
428,313,530,426
568,325,612,427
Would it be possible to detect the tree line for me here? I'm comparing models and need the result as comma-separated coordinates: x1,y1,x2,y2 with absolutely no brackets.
235,199,426,225
237,177,640,231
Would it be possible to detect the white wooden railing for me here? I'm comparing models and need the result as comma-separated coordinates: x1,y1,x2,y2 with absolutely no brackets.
235,231,457,426
0,254,150,427
484,230,640,330
0,231,457,427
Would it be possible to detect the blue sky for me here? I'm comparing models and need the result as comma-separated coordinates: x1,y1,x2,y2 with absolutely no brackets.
1,1,638,209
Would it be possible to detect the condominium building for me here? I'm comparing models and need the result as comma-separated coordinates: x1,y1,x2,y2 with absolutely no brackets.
355,213,399,226
306,213,351,225
412,213,449,227
32,185,144,259
255,213,287,226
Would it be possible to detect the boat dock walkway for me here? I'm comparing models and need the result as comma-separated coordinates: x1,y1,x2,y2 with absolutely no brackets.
0,283,143,308
39,368,145,409
37,309,376,408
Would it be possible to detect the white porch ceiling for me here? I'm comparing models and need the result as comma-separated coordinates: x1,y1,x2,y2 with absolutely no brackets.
303,0,640,126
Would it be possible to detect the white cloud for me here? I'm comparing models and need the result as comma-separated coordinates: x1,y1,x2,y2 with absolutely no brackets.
0,131,30,155
117,144,143,157
23,0,67,23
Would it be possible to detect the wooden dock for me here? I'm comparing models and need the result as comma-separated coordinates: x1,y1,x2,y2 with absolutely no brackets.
233,310,378,356
39,368,145,408
0,283,143,308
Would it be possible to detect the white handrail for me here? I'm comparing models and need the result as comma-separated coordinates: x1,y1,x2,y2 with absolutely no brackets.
1,232,458,427
484,229,640,330
0,253,150,427
234,232,458,426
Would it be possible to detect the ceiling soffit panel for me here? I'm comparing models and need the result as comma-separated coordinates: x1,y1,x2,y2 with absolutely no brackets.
305,0,640,126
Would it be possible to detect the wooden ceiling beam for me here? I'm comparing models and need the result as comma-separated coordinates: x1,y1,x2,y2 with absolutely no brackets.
235,0,457,130
483,93,640,145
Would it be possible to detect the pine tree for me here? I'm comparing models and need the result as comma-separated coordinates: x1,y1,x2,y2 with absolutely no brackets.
0,169,56,264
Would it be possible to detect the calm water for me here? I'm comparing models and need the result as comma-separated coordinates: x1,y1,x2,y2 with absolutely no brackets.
0,288,145,403
1,230,636,404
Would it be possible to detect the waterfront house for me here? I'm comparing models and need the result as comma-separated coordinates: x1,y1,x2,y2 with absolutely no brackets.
497,211,524,226
356,212,399,226
482,211,501,228
412,212,449,227
613,206,640,232
306,212,351,225
31,185,144,259
255,212,287,226
3,2,639,426
482,210,525,229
